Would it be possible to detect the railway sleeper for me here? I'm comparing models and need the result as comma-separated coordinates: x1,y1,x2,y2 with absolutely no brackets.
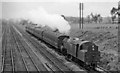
4,58,12,65
3,64,13,71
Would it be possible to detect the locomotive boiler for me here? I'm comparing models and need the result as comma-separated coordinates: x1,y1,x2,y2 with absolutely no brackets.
25,26,100,68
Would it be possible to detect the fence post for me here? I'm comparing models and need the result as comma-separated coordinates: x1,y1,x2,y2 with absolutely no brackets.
79,3,84,29
79,3,81,29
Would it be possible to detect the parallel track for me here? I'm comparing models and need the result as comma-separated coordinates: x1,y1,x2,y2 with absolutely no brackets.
2,23,48,72
12,24,76,73
2,23,109,73
10,25,48,72
1,23,14,72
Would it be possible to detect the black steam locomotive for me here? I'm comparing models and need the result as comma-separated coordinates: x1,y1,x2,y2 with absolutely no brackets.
25,26,100,68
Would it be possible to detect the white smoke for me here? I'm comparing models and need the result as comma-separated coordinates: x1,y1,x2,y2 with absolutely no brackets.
21,7,71,34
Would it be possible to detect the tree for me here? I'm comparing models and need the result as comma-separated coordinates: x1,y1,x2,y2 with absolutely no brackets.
90,13,97,23
90,13,102,23
110,7,118,24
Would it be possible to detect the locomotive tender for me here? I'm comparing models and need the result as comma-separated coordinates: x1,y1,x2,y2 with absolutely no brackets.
25,26,100,68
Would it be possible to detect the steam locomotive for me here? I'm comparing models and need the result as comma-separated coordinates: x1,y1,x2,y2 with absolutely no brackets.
25,26,100,68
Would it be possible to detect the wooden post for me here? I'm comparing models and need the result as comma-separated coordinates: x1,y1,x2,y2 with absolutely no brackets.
79,3,81,29
79,3,84,29
82,3,84,29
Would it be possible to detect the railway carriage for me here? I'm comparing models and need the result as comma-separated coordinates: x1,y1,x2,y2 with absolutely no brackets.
42,30,60,48
26,26,44,39
42,30,69,53
26,26,69,53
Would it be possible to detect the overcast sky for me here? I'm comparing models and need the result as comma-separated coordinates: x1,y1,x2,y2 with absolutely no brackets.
1,0,120,19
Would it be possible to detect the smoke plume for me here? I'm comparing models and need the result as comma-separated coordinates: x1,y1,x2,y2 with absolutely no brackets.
21,7,71,34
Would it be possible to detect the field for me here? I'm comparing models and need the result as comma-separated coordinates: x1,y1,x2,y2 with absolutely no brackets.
69,23,119,71
70,23,118,35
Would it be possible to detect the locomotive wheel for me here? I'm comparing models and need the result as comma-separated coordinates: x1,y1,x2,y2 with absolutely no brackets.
65,54,72,61
91,62,97,68
57,49,62,55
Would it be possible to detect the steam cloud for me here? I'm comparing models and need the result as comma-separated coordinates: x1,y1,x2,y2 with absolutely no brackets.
21,7,71,34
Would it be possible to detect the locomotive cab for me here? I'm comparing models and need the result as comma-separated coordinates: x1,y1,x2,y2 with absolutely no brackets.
77,41,100,67
58,35,69,55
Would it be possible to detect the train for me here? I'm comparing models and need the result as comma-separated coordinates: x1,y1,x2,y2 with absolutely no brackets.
25,26,100,68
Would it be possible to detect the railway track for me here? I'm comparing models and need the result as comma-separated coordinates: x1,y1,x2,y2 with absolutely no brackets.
2,22,78,73
11,26,40,72
2,23,26,72
1,23,48,72
11,24,77,73
1,23,14,72
3,23,110,73
12,24,109,73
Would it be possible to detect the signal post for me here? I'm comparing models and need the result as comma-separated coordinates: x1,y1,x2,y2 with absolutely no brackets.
79,3,84,29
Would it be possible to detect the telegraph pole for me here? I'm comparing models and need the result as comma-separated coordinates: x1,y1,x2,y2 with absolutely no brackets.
82,3,84,29
79,3,81,29
79,3,84,29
